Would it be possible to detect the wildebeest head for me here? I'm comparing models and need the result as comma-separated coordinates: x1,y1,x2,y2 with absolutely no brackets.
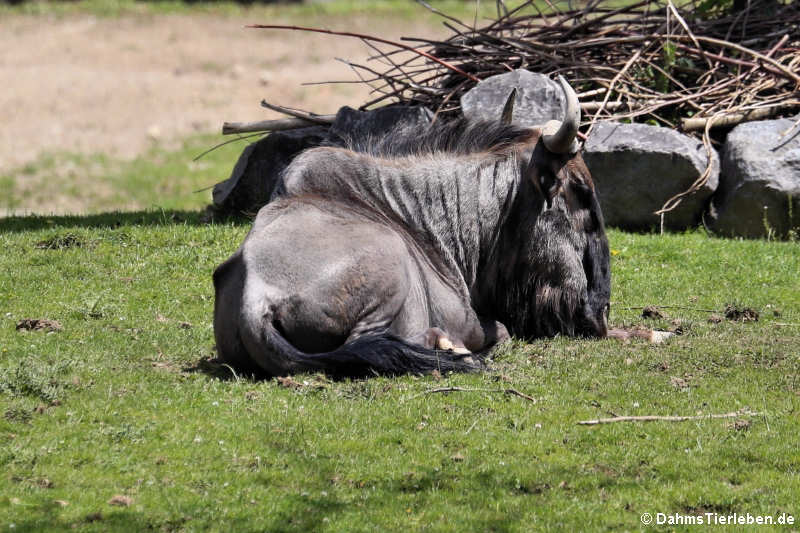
492,77,610,340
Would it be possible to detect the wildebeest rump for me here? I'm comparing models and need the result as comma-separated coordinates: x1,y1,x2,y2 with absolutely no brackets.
213,77,611,377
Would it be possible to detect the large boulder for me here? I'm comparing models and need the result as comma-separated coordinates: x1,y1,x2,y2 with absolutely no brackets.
327,105,433,150
212,105,432,214
460,69,564,126
583,122,720,231
212,126,328,215
709,116,800,238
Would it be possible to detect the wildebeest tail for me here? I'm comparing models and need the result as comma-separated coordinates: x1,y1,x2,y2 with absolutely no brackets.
241,315,482,377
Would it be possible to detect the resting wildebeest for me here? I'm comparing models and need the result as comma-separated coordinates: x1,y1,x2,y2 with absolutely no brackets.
213,76,610,377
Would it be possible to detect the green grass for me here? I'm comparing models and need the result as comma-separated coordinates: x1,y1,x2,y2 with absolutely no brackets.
0,0,535,21
5,1,796,528
1,134,250,215
0,211,798,531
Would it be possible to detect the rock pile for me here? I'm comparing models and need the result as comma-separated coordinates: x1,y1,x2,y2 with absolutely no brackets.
213,70,799,238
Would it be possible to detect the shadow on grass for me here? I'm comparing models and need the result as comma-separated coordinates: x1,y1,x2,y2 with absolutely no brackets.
8,509,185,533
182,355,247,382
0,209,251,233
260,494,350,532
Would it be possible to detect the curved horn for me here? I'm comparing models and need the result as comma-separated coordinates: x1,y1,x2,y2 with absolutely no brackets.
541,75,580,154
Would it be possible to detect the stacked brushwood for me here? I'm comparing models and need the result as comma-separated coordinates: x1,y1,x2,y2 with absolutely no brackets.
328,0,799,133
232,0,800,136
218,0,799,237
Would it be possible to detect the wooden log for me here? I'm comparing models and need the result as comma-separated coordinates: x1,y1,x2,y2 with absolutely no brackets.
581,101,626,112
681,104,798,132
222,116,335,135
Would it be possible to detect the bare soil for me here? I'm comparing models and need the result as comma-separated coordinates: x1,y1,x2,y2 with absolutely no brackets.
0,12,425,174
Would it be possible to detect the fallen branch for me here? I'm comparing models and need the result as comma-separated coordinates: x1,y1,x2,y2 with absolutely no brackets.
581,101,626,112
656,111,718,220
577,409,759,425
614,304,716,313
681,103,800,131
222,116,334,135
406,386,537,403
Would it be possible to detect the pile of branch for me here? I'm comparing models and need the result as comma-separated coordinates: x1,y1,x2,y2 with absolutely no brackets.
316,0,800,133
231,2,798,219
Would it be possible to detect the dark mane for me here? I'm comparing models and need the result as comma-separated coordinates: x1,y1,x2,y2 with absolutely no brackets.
328,116,538,158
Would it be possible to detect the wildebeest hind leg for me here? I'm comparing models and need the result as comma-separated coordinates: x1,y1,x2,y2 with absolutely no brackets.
481,320,510,346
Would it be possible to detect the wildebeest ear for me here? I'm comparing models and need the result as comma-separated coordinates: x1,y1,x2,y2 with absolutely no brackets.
527,152,562,209
500,88,517,125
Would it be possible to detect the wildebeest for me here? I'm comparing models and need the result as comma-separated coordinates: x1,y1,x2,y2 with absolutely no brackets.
213,76,610,377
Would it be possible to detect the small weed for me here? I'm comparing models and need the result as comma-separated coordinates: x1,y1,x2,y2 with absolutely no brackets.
99,422,152,444
69,292,111,320
0,358,73,404
4,405,33,424
35,233,86,250
762,205,776,241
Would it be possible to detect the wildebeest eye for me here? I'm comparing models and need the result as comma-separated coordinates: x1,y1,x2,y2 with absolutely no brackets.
570,180,594,204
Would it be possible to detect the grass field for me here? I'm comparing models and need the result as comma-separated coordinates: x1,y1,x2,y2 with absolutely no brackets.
1,135,246,216
2,2,800,529
0,0,533,19
1,154,799,530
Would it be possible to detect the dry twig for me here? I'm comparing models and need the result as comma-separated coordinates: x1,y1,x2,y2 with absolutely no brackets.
229,0,799,211
260,100,333,124
577,409,760,425
319,0,799,127
406,386,537,403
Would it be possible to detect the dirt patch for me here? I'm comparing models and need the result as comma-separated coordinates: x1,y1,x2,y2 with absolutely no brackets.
724,304,759,322
16,318,63,332
641,305,666,320
1,12,436,211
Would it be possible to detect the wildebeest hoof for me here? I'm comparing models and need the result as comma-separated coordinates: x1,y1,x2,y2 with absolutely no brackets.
607,327,675,344
648,330,674,344
437,336,455,351
436,336,471,354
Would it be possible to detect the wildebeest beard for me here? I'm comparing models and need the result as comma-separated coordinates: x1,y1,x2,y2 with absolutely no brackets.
275,120,609,341
492,195,594,338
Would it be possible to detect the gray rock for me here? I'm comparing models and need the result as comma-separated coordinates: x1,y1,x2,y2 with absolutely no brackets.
583,122,719,231
212,126,328,214
710,116,800,238
460,69,564,126
327,105,433,149
213,106,433,214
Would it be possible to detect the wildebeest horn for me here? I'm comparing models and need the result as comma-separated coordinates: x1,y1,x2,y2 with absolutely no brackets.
500,88,517,125
541,76,580,154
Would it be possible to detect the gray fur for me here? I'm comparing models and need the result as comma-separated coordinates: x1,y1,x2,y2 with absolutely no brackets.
213,118,610,377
